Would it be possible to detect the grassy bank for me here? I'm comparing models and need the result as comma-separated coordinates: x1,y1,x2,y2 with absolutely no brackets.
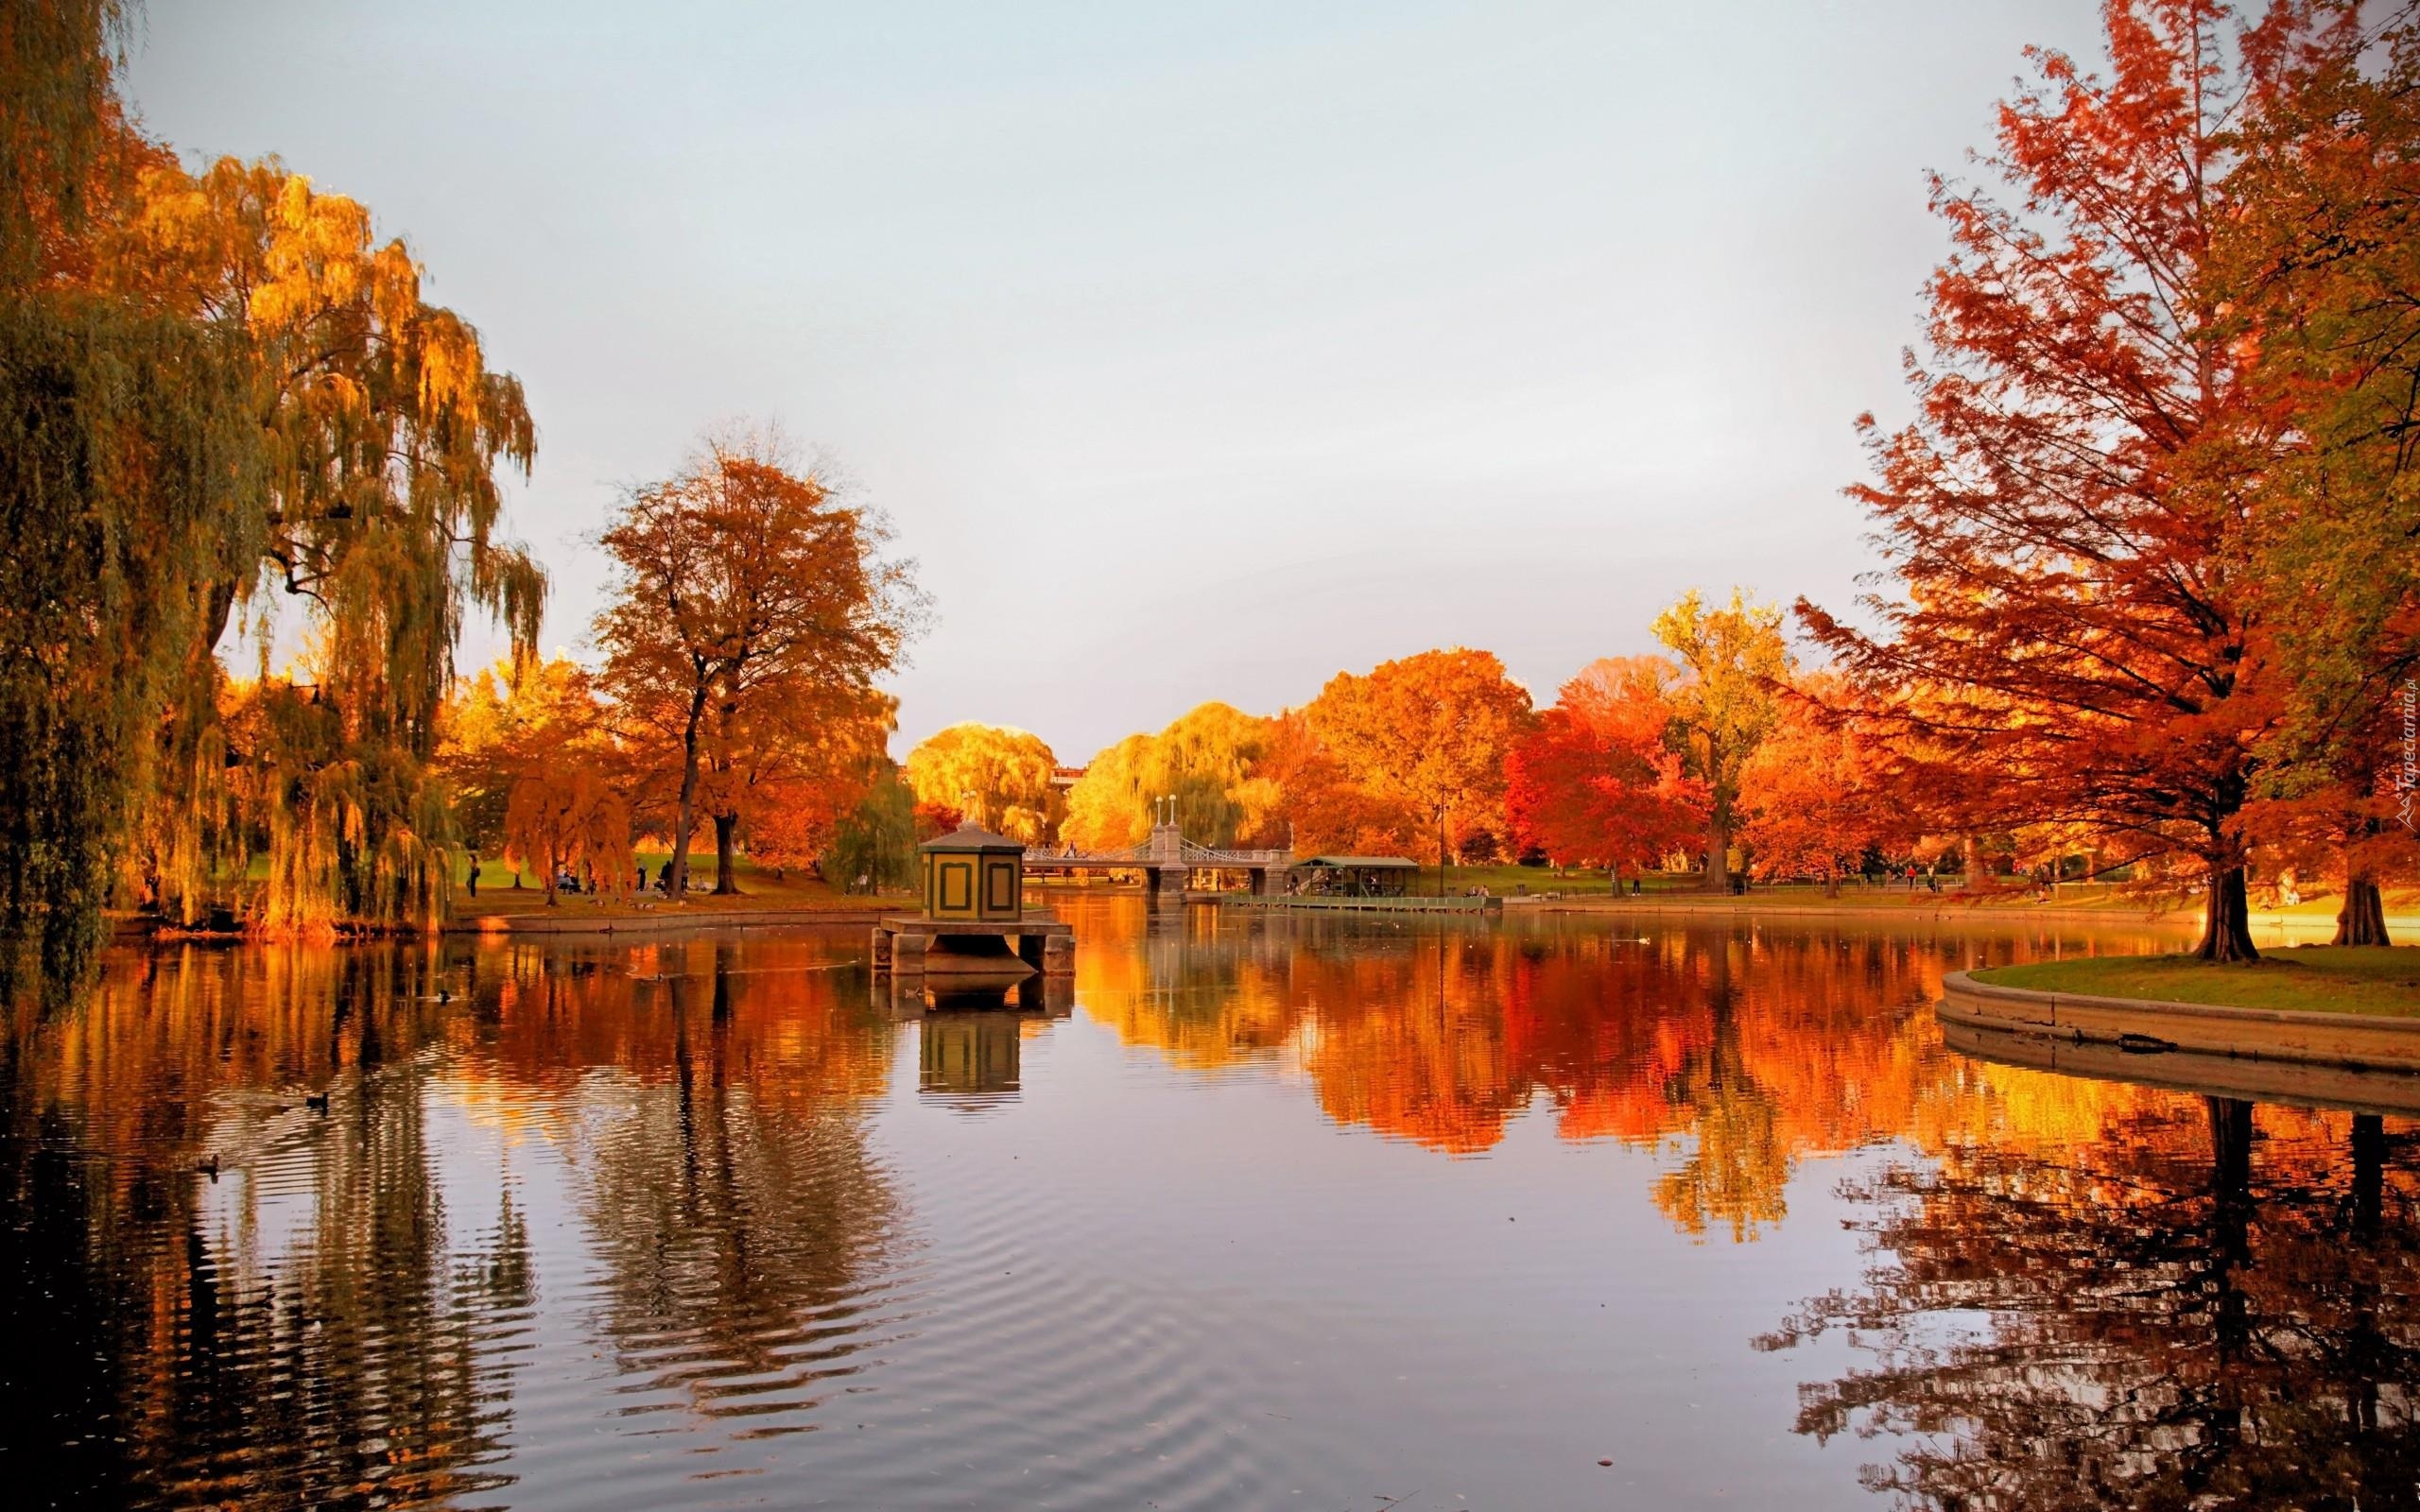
1973,947,2420,1017
1426,866,2154,908
452,853,906,922
1448,866,2414,932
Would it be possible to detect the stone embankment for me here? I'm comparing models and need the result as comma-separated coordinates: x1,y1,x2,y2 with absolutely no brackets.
1938,970,2420,1073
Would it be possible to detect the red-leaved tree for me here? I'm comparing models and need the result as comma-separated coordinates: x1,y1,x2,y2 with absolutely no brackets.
1506,657,1706,883
1800,0,2301,960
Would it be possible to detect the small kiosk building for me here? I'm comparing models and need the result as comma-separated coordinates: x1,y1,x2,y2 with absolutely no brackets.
919,823,1027,920
876,823,1075,991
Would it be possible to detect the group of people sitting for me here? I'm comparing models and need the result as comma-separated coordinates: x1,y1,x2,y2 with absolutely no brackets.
461,858,706,898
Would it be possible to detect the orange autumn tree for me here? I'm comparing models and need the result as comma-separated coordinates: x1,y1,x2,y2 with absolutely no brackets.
1249,710,1423,855
438,656,607,885
1738,673,1899,895
1799,0,2298,960
713,686,898,876
596,427,923,896
505,764,633,906
1505,656,1705,883
1306,648,1535,865
485,667,631,905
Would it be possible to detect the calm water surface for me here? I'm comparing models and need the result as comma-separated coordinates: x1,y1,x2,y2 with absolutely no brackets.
5,899,2414,1510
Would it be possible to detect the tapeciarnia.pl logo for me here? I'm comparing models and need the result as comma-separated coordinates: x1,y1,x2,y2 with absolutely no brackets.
2400,677,2417,831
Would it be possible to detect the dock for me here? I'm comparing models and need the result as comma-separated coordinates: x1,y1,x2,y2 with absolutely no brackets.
1219,894,1501,915
871,914,1075,980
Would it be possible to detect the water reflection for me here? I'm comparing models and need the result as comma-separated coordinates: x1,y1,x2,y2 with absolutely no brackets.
1,904,2411,1511
3,946,527,1506
920,1010,1024,1102
6,934,903,1506
562,947,900,1436
1759,1090,2420,1509
1076,907,2170,1242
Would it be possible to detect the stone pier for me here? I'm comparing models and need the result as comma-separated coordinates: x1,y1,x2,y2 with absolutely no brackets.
871,915,1074,992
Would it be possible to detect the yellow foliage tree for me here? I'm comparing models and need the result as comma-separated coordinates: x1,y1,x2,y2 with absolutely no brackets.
1060,703,1280,850
903,723,1058,842
1061,733,1155,851
1652,589,1790,891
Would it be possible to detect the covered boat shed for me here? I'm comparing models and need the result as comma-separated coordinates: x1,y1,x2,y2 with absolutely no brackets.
1288,855,1420,898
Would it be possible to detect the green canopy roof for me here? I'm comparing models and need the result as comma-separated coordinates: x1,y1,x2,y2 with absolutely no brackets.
919,823,1024,853
1291,855,1419,869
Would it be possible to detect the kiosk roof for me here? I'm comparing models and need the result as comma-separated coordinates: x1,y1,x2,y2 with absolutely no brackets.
918,824,1025,853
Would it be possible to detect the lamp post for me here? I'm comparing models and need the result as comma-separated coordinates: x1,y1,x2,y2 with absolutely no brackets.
1435,802,1447,900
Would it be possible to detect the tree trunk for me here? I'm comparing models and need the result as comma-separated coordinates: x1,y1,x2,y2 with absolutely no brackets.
1823,869,1841,899
2336,870,2389,946
1961,834,1980,890
668,676,711,899
2195,862,2259,962
1704,809,1731,894
713,813,741,895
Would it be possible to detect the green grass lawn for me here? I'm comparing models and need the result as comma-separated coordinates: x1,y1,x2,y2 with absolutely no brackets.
1438,865,2090,907
1973,947,2420,1017
453,852,902,919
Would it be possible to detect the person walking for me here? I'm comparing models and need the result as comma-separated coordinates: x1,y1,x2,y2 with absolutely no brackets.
467,857,480,898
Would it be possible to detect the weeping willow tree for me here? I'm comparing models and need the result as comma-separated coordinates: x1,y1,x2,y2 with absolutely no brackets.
504,764,634,907
1,0,256,987
824,765,919,895
106,160,545,938
1,0,544,988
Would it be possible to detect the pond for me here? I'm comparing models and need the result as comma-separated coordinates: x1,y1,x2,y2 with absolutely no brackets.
6,899,2414,1510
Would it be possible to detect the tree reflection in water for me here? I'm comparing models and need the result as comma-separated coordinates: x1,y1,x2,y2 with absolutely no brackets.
1758,1089,2420,1510
548,936,903,1435
1,945,531,1507
19,905,2402,1510
1081,912,2006,1238
2,932,907,1503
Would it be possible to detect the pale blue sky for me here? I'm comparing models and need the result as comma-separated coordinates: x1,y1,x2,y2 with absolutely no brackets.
126,0,2101,761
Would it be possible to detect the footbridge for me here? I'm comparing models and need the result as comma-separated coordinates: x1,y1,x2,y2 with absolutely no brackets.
1024,824,1290,905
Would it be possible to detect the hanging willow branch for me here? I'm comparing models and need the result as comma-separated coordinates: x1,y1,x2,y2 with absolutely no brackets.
1,9,546,985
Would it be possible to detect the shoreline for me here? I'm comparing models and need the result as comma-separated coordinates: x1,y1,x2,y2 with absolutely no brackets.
441,902,899,935
1512,894,2411,937
1938,1013,2420,1114
115,886,2412,942
1936,970,2420,1074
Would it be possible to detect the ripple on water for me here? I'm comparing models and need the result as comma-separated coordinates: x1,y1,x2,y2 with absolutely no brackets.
18,914,2418,1512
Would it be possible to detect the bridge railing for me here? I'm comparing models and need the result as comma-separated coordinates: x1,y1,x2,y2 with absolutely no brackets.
1022,845,1294,868
1179,845,1292,866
